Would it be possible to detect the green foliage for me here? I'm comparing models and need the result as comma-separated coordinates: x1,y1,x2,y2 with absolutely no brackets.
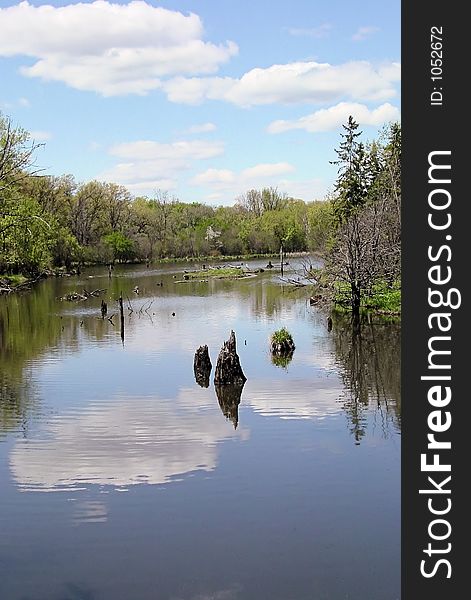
364,281,401,313
330,116,369,222
0,274,28,286
271,327,294,345
0,113,338,277
0,195,55,275
271,353,294,369
334,280,401,315
326,118,401,314
103,231,135,262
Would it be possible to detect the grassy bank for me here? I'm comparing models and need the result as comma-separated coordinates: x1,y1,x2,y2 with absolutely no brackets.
363,281,401,314
333,280,401,316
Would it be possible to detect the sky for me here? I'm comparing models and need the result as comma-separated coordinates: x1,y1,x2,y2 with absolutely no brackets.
0,0,400,206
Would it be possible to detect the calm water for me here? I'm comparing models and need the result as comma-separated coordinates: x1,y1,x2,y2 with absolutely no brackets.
0,259,401,600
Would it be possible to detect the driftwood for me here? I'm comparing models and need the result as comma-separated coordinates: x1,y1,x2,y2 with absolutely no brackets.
214,331,246,385
61,288,106,301
0,274,43,294
194,345,212,388
277,276,307,287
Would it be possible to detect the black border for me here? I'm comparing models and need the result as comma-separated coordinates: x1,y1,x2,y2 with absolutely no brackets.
402,2,467,597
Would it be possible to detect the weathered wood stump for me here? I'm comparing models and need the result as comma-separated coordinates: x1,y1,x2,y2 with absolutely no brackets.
194,344,212,388
214,331,247,385
270,328,295,361
215,382,244,429
271,338,295,356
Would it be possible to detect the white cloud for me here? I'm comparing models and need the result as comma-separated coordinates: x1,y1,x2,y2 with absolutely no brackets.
241,162,295,181
164,76,233,105
245,378,342,421
29,129,52,141
277,178,328,202
189,162,323,204
184,122,217,134
191,168,235,186
162,60,401,106
191,162,294,190
287,24,332,38
1,96,30,110
10,390,246,491
352,26,380,42
120,179,178,194
98,138,225,190
110,139,224,161
0,1,238,96
268,102,401,134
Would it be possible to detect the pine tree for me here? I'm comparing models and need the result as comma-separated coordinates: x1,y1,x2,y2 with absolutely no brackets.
330,116,368,222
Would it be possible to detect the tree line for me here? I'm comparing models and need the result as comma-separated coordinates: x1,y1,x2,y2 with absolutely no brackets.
1,112,334,274
1,110,400,317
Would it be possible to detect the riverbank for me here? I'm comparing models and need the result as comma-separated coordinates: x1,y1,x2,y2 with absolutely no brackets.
0,274,38,294
1,252,316,294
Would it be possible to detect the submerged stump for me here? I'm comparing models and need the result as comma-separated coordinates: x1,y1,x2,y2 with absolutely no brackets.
194,344,212,388
271,338,295,355
270,328,295,364
214,331,247,385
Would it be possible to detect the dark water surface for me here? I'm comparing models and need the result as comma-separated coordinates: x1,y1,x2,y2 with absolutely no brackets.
0,259,400,600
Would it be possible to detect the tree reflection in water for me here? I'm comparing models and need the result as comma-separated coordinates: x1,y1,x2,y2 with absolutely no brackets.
331,312,401,444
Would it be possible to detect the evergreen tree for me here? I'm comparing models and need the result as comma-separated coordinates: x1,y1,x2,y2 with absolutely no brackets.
330,116,368,222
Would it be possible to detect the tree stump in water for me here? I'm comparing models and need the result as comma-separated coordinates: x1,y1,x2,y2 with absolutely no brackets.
194,344,212,388
214,331,247,385
270,328,295,361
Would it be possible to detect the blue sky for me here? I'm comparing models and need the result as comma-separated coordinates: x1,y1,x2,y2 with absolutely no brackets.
0,0,400,205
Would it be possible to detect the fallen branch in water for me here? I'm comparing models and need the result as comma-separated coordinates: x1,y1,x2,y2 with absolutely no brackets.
60,288,106,301
0,274,44,294
277,276,307,287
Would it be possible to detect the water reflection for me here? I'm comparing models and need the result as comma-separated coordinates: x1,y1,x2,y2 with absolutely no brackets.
71,500,108,525
331,312,401,444
0,371,37,438
10,390,247,492
270,352,294,369
246,377,342,421
215,383,244,429
0,263,400,600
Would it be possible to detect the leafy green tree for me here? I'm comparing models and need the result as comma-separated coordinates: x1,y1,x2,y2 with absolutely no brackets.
103,231,135,263
0,196,55,275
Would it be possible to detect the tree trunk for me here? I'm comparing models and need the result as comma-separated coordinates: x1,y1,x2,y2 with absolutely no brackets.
214,331,247,385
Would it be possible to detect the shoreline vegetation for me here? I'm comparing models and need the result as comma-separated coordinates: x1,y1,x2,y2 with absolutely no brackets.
1,112,400,316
